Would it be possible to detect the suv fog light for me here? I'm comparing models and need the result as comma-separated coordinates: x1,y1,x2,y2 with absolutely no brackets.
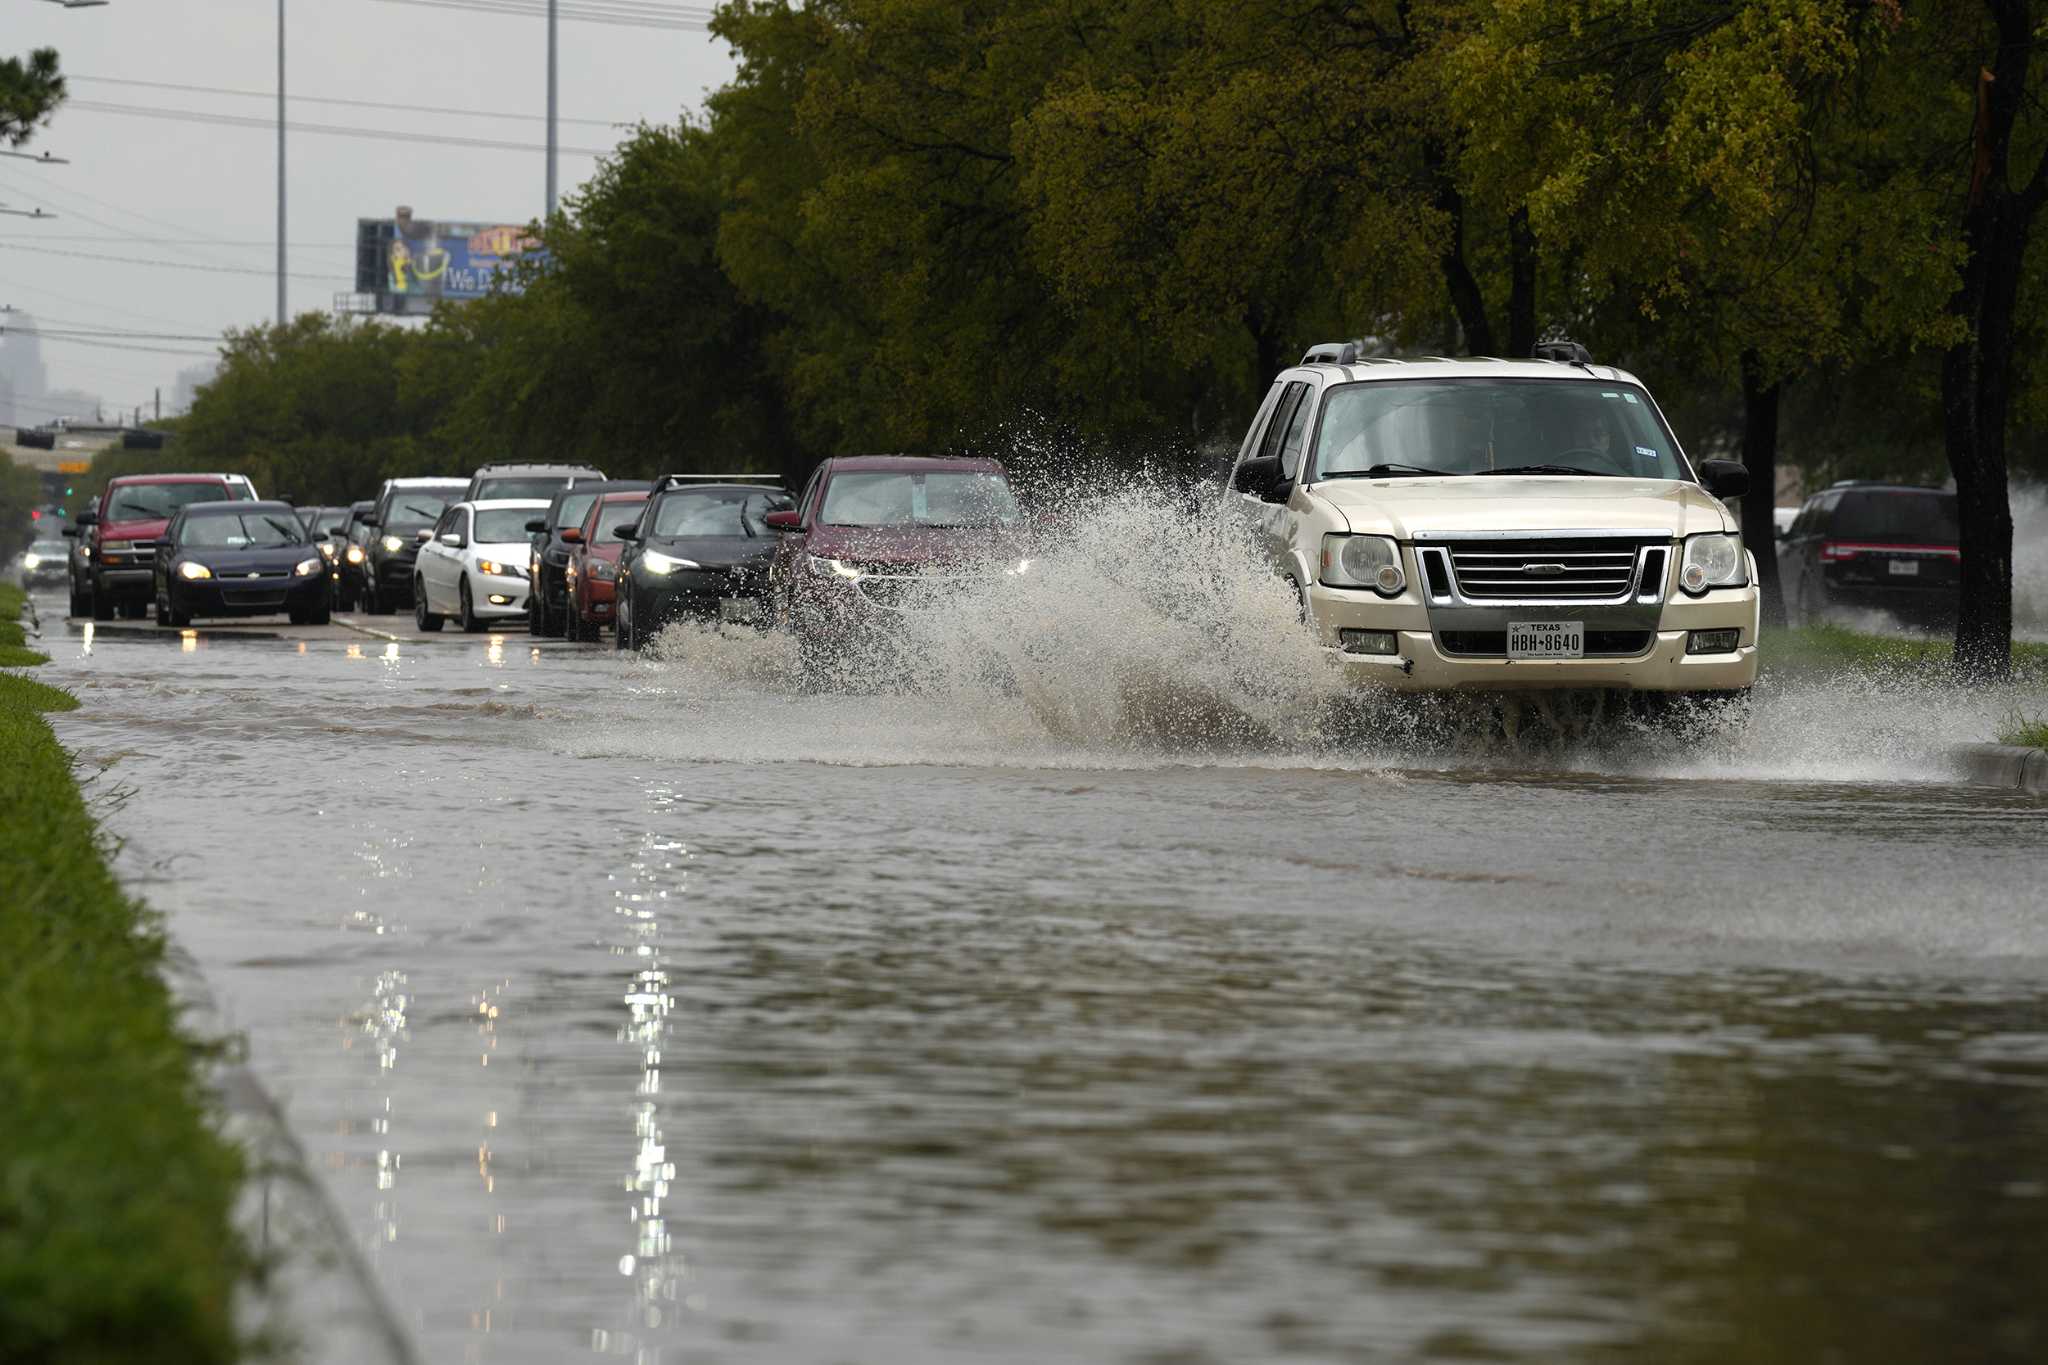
1338,629,1399,656
1687,628,1741,655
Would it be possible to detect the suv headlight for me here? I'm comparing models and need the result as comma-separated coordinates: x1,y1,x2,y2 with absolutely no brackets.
178,560,213,580
808,555,863,581
345,544,365,564
640,549,698,576
1319,534,1405,596
1680,533,1746,594
380,535,404,554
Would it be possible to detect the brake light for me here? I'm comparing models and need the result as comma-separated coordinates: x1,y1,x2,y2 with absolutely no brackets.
1819,542,1856,562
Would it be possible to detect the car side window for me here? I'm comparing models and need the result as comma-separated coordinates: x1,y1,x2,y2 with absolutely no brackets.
1235,384,1285,467
797,471,825,527
1274,383,1316,480
1259,383,1307,464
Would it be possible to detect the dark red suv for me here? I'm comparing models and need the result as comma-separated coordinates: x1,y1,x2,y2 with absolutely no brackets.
765,456,1028,675
65,473,258,620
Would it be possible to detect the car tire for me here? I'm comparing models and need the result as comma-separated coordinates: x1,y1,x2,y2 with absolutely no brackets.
542,594,566,639
121,599,147,620
459,578,483,633
69,580,90,619
154,589,174,628
305,601,332,627
416,579,445,632
527,598,544,637
162,591,190,629
615,592,636,651
90,580,114,621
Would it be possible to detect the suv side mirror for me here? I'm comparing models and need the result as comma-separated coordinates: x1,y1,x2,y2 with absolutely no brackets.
1698,460,1750,500
415,528,433,543
62,525,79,538
439,532,464,548
1231,455,1286,500
73,510,98,528
614,525,640,541
360,514,381,528
526,519,547,534
560,528,584,544
763,509,801,532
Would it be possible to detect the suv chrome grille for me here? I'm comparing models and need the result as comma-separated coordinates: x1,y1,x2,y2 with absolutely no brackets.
1444,537,1647,601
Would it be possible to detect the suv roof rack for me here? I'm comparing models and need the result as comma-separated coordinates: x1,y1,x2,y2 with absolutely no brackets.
658,473,784,488
1532,338,1595,365
1301,340,1363,365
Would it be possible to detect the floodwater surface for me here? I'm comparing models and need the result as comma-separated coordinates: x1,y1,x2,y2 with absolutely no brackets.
31,583,2048,1365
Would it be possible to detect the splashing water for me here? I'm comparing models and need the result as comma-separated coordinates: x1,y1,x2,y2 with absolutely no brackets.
609,484,2040,785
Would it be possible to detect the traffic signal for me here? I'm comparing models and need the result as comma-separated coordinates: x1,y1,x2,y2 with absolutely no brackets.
29,509,39,521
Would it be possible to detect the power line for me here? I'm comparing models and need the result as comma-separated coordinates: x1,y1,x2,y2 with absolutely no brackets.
70,73,632,129
3,333,218,358
0,234,355,248
0,270,215,332
0,240,348,282
0,169,257,276
366,0,717,32
66,100,616,156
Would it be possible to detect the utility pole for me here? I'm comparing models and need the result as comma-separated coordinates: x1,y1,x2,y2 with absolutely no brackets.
154,387,160,421
277,0,288,324
545,0,559,218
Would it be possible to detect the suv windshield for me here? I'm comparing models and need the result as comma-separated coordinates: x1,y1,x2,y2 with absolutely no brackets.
552,491,599,534
106,482,233,521
473,508,539,542
651,489,785,538
181,511,307,549
1312,379,1681,480
820,471,1020,528
385,492,461,531
477,476,573,501
1834,491,1959,544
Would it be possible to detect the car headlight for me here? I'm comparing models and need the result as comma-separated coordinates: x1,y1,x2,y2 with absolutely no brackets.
22,554,39,569
1319,534,1405,596
294,558,323,577
1680,533,1746,594
79,545,92,560
640,549,700,576
477,559,508,577
380,535,404,554
317,541,337,561
178,560,213,580
588,560,617,581
808,555,862,580
345,544,365,564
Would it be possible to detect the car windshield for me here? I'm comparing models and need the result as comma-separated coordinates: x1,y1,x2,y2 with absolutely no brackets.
180,511,307,549
1835,491,1959,544
473,508,539,543
106,482,233,520
478,476,573,501
30,540,67,556
385,493,459,530
1312,379,1681,480
820,471,1020,528
650,489,786,538
552,492,600,535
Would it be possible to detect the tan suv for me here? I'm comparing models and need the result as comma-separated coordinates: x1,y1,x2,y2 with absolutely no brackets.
1225,342,1759,695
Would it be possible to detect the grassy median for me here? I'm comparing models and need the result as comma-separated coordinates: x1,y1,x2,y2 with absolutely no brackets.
1761,622,2048,682
1,582,250,1364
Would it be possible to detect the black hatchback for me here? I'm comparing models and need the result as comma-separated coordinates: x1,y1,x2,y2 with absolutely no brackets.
1777,483,1960,630
613,477,791,650
153,501,331,628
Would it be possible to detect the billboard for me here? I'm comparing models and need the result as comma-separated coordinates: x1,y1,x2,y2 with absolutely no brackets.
350,210,545,316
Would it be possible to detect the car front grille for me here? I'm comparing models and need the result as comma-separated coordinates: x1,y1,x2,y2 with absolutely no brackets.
1443,537,1650,601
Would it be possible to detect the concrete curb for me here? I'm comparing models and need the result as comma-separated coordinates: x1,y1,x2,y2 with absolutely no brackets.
1950,743,2048,794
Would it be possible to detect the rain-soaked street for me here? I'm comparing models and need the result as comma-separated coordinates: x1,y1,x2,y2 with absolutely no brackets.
26,584,2048,1365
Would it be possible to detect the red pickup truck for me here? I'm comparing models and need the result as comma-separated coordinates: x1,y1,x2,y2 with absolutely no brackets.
65,473,259,620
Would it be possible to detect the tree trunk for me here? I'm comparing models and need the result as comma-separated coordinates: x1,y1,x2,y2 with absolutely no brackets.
1739,351,1786,628
1506,207,1538,359
1942,8,2046,681
1427,146,1496,356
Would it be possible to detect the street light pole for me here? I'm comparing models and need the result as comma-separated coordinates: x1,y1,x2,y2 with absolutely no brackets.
545,0,558,219
277,0,288,324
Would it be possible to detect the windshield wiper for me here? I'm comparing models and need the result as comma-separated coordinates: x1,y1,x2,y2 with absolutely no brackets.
1323,464,1454,479
1481,464,1622,477
402,502,441,520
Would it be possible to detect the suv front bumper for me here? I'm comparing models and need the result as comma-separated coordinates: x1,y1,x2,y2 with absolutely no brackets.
1310,582,1759,693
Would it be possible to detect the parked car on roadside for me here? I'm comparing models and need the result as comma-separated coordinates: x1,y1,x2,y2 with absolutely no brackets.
152,500,330,628
18,538,70,588
615,477,792,651
461,462,607,504
1221,340,1758,700
65,472,259,621
1776,482,1960,631
358,478,466,615
524,479,651,638
765,457,1026,676
561,489,650,641
333,500,376,611
412,499,551,633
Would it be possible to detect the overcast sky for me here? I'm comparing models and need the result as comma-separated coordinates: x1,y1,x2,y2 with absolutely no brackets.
3,0,736,417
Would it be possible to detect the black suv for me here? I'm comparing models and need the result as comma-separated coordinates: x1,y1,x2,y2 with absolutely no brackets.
1777,482,1960,630
334,500,376,610
358,478,466,614
525,479,650,637
613,476,791,650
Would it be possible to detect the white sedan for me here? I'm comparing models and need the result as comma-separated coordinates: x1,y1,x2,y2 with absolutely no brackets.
413,499,550,633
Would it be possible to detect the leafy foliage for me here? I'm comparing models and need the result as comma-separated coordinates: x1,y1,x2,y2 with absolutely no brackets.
0,46,63,148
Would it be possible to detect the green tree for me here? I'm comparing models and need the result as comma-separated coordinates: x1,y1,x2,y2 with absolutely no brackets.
0,47,63,147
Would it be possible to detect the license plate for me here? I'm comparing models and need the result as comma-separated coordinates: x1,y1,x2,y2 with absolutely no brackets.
1888,559,1920,577
718,596,759,623
1507,621,1584,659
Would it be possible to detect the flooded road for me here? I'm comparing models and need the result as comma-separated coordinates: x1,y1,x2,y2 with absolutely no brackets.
29,590,2048,1365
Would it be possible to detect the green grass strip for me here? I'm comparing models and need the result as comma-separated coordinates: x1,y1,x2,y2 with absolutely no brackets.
1,586,250,1363
0,583,50,668
2002,717,2048,751
1761,622,2048,682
